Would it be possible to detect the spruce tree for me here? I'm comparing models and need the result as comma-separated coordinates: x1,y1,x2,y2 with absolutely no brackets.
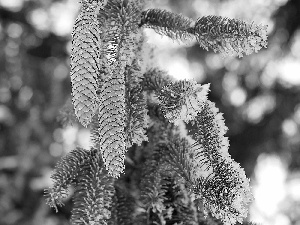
45,0,268,224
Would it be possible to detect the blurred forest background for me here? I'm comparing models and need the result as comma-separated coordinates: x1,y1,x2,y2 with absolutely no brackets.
0,0,300,224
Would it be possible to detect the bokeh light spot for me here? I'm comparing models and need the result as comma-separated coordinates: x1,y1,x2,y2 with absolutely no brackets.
229,87,247,107
0,0,24,12
282,119,298,137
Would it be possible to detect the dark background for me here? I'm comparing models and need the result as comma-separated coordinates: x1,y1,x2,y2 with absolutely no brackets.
0,0,300,224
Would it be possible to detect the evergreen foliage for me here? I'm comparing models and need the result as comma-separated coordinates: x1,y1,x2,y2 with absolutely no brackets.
45,0,268,224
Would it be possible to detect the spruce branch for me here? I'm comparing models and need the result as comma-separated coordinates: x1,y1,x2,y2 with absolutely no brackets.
157,137,194,187
44,147,91,212
188,100,230,182
101,0,142,78
139,8,195,43
189,16,268,57
138,156,178,225
157,134,250,225
71,153,115,225
125,35,149,86
70,0,105,127
125,84,149,147
80,0,107,9
193,159,253,225
157,80,210,125
139,9,268,57
124,47,149,147
172,183,200,225
108,186,136,225
188,101,253,224
138,160,167,224
142,67,174,92
146,103,180,146
147,102,169,124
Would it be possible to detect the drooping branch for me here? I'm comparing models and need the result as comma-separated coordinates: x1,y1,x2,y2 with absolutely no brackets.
139,8,195,43
71,153,115,225
139,9,268,57
124,42,149,147
44,148,92,212
188,101,253,225
189,15,268,57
